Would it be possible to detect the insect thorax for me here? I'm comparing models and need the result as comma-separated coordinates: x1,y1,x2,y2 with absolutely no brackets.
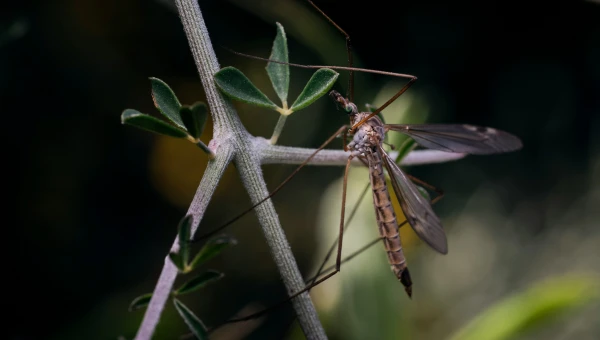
347,112,385,156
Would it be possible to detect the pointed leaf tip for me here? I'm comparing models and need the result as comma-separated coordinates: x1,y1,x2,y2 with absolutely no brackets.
128,293,153,311
180,102,208,139
178,215,193,268
266,22,289,103
175,270,225,295
214,67,277,109
121,109,188,138
169,252,185,272
149,77,184,128
173,299,209,340
290,68,339,112
189,235,237,269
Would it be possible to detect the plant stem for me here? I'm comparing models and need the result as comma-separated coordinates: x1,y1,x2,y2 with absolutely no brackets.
256,136,467,166
134,145,233,340
134,1,326,339
195,140,215,159
269,114,288,144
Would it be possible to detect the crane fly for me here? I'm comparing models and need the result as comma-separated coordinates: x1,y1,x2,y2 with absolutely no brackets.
328,90,522,297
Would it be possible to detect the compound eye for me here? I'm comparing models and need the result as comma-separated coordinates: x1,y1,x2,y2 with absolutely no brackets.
344,103,357,114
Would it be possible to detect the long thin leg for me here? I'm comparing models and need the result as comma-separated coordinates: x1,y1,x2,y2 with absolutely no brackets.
309,154,443,285
405,173,445,204
192,124,349,243
383,142,396,150
213,154,355,327
308,154,369,286
305,236,383,284
209,173,446,332
306,184,446,282
308,165,444,290
308,180,370,287
306,0,354,102
310,161,442,281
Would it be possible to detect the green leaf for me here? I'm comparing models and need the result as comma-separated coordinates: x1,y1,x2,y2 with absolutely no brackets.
266,22,289,103
189,235,237,270
149,77,184,128
169,252,185,272
449,275,600,340
173,299,208,340
214,67,278,109
128,293,152,312
394,138,417,163
180,102,208,139
290,68,339,112
177,215,193,268
121,109,188,138
175,270,224,295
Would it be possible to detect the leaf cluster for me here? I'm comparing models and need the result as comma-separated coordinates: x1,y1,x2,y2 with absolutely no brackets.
121,78,213,157
129,216,236,339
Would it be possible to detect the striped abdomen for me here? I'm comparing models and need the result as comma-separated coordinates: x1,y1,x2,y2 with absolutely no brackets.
366,150,413,297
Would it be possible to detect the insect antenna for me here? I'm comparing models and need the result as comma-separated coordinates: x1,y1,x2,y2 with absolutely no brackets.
223,47,414,80
223,48,417,132
306,0,354,102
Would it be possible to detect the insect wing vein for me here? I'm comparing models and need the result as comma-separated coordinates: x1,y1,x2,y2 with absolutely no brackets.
379,145,448,254
385,124,523,155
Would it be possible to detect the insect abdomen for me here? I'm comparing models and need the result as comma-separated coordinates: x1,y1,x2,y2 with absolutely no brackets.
366,151,412,297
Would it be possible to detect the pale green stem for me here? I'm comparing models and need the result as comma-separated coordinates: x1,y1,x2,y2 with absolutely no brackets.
269,114,288,144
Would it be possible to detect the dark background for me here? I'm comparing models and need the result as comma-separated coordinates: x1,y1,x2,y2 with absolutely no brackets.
4,0,599,339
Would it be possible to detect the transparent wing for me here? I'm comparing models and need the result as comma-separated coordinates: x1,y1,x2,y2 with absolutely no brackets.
379,145,448,254
385,124,522,154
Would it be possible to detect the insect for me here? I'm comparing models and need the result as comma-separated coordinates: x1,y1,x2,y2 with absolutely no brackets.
326,89,522,297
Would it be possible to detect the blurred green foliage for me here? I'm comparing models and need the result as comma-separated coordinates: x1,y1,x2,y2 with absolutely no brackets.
449,275,600,340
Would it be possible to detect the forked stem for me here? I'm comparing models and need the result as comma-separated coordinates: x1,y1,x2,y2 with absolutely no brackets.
191,125,348,244
134,1,326,339
212,154,354,330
